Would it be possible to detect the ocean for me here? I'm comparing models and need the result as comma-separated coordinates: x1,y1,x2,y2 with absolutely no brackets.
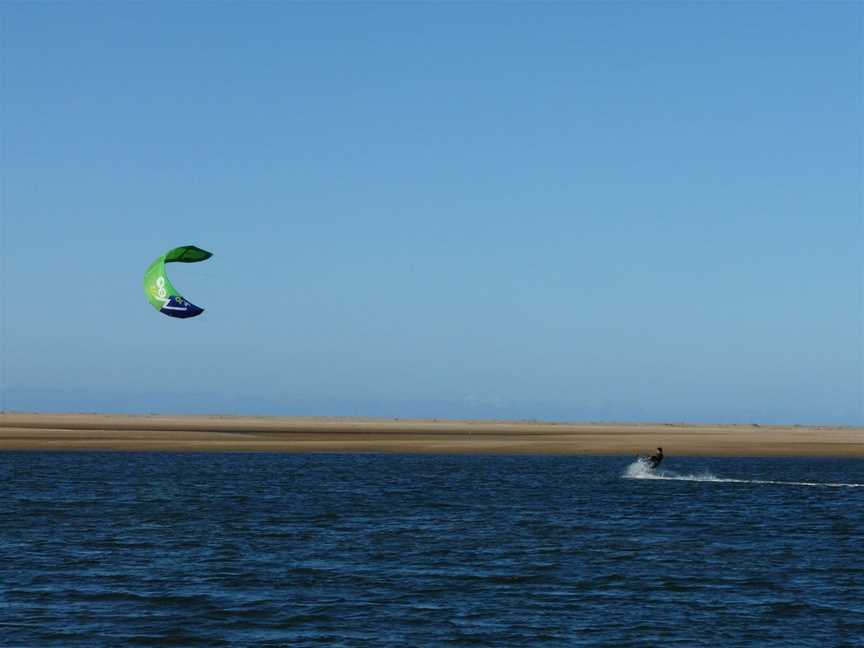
1,453,862,647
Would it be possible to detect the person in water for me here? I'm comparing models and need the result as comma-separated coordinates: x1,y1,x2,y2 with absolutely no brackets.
647,447,664,469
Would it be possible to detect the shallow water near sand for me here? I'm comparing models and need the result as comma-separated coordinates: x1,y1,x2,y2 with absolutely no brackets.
1,453,862,647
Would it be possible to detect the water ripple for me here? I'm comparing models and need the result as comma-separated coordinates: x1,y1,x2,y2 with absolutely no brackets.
1,453,861,647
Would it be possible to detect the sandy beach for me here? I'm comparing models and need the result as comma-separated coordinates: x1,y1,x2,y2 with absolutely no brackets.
1,412,861,456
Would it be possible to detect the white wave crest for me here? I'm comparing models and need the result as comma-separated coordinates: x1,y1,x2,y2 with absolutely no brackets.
622,458,863,488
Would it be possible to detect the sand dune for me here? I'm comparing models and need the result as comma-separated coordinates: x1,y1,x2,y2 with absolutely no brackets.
1,413,861,456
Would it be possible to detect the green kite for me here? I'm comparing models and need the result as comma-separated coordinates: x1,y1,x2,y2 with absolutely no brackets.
144,245,212,319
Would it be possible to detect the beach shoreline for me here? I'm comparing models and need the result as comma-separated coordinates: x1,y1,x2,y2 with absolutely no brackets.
1,412,861,456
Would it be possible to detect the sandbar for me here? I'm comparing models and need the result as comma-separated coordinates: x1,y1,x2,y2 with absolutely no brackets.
1,413,861,456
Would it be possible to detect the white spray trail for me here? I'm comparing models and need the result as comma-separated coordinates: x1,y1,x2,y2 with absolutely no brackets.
622,458,863,488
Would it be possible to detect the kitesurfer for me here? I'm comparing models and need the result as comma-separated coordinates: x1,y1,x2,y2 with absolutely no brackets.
647,447,664,469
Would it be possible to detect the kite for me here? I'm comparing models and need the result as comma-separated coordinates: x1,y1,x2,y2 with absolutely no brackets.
144,245,212,318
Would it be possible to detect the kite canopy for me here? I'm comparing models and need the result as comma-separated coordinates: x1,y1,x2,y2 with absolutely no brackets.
144,245,212,318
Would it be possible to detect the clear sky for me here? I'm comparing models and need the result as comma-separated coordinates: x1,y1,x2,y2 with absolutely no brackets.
2,2,861,425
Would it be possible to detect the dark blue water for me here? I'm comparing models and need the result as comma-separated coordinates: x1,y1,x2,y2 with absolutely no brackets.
1,453,862,647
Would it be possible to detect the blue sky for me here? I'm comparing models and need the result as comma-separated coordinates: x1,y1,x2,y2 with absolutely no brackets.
2,2,861,425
